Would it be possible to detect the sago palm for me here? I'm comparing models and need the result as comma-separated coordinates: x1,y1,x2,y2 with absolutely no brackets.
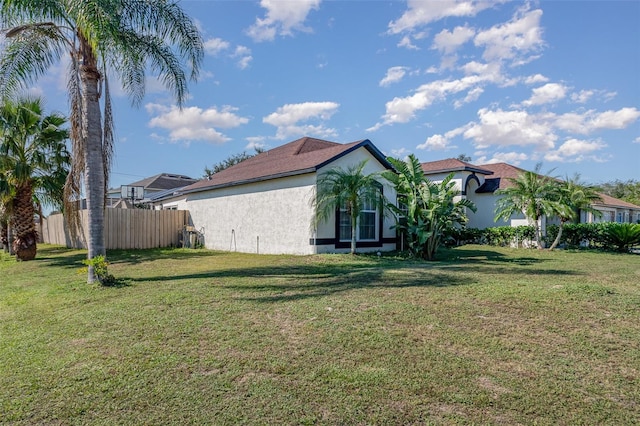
0,96,70,260
314,160,386,254
0,0,203,280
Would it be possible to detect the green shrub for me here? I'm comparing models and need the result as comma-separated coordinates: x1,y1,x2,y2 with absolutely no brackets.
602,223,640,252
480,226,535,247
80,255,118,286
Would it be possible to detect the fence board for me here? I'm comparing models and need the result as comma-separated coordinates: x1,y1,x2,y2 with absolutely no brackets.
42,209,190,250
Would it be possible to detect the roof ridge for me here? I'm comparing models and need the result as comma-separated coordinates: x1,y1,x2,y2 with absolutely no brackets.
293,137,340,156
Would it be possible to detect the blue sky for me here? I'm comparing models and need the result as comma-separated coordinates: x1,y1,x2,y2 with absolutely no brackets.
16,0,640,188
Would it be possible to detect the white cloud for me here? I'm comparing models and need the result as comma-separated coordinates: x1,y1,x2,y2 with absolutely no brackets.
263,101,339,139
388,0,502,34
380,66,410,87
368,74,492,130
390,147,409,158
474,8,544,65
204,38,230,55
634,137,640,144
204,38,251,69
477,151,528,165
246,0,321,42
417,134,450,150
522,83,567,106
554,107,640,134
544,138,606,162
232,45,253,69
463,108,557,151
571,89,593,104
146,103,249,144
454,87,484,108
432,25,475,54
245,137,268,151
524,74,549,85
398,35,419,50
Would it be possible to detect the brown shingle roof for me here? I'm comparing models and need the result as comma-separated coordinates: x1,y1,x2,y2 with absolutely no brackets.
421,158,493,175
124,173,197,190
476,163,528,190
593,193,640,209
182,137,391,194
476,162,640,209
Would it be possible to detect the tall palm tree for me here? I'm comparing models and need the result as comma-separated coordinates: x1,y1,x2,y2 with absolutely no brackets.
0,96,70,260
548,175,603,250
494,164,560,249
314,160,386,254
0,0,203,280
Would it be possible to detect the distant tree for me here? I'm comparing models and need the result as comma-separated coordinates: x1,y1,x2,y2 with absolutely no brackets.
596,179,640,207
456,154,472,162
0,97,70,260
314,160,386,254
494,164,560,249
384,154,476,260
203,148,265,178
548,175,603,250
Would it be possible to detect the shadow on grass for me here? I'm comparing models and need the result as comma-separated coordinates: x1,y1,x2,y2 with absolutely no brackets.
127,263,471,303
35,246,219,269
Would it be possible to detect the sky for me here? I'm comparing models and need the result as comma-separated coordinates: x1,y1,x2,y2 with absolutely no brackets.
10,0,640,189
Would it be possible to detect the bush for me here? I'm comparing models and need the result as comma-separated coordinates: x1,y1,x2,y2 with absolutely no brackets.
80,255,119,286
479,226,535,247
602,223,640,252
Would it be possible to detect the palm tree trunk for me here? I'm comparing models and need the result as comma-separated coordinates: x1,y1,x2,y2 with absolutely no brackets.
1,217,8,253
549,220,565,250
12,181,37,261
532,217,543,249
350,214,357,254
81,63,106,282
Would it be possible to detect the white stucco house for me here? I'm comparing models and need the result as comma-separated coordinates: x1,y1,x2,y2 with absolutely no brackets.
153,137,398,255
420,158,640,231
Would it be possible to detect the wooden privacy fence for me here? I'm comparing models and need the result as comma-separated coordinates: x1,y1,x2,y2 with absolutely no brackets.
41,209,190,250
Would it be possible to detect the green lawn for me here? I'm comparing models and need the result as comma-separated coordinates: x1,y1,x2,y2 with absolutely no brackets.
1,245,639,424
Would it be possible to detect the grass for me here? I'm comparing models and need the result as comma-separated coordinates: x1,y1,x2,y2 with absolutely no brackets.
1,244,639,425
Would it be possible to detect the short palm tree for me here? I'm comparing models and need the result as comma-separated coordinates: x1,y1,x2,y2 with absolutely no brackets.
548,175,603,250
494,164,560,249
314,160,386,254
0,97,70,260
0,0,203,280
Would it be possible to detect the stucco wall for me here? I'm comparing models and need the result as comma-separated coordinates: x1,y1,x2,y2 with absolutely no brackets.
177,174,317,255
173,146,397,255
314,147,397,253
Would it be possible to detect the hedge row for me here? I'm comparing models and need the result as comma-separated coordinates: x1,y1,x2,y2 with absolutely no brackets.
446,222,640,252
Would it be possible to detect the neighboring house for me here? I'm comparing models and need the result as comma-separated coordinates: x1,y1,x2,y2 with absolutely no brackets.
107,173,197,207
420,159,640,230
585,193,640,224
154,137,398,255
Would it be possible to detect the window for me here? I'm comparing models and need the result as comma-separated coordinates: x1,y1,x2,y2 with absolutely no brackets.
338,198,380,243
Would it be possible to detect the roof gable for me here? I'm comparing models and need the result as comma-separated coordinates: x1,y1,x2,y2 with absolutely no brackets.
182,137,392,194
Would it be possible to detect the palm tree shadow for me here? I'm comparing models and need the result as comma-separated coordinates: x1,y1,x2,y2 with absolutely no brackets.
128,263,472,303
